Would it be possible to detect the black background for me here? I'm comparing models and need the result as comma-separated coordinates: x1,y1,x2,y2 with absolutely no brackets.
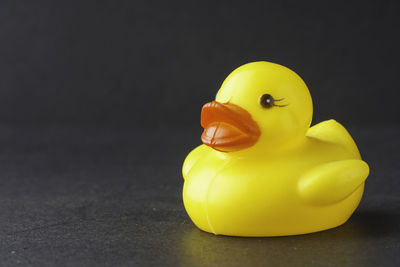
1,0,399,127
0,0,399,266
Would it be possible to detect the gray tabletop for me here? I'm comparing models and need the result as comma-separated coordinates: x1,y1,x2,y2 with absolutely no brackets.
0,124,398,266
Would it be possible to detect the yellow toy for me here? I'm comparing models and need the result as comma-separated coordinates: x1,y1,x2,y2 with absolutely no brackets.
182,61,369,237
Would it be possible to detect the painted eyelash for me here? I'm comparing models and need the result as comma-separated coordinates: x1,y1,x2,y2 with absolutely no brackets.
273,98,288,107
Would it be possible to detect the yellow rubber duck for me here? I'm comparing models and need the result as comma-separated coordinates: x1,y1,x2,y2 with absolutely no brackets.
182,61,369,237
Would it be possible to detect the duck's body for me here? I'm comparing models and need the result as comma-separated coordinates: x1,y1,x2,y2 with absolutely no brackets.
182,62,369,236
183,119,367,236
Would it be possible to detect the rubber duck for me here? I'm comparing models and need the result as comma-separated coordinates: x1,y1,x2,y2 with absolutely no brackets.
182,61,369,237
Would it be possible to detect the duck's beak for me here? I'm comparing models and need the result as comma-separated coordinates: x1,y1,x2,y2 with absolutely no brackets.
201,101,261,152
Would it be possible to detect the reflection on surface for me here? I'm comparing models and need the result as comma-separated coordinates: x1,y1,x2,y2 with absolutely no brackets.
173,209,399,266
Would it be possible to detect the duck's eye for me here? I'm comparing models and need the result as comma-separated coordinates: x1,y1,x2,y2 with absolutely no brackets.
260,94,275,108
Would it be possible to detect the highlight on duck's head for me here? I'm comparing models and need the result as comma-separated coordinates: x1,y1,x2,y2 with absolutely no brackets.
201,61,313,153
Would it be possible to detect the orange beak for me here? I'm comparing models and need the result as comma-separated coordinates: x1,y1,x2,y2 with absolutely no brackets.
201,101,261,152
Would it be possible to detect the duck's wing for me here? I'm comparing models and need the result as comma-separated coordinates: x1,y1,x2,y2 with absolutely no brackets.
297,159,369,205
182,144,211,179
307,119,360,158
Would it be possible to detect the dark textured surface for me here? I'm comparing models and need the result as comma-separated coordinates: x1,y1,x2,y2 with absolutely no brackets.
0,124,399,267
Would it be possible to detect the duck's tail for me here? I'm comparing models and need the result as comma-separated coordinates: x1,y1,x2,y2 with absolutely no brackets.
307,119,360,158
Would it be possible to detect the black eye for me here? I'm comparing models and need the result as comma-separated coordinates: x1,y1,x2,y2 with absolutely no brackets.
260,94,275,108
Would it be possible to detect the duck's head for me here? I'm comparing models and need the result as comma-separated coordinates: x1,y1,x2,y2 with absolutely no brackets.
201,61,313,153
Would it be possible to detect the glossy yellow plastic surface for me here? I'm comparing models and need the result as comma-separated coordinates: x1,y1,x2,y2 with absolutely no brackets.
182,62,369,237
